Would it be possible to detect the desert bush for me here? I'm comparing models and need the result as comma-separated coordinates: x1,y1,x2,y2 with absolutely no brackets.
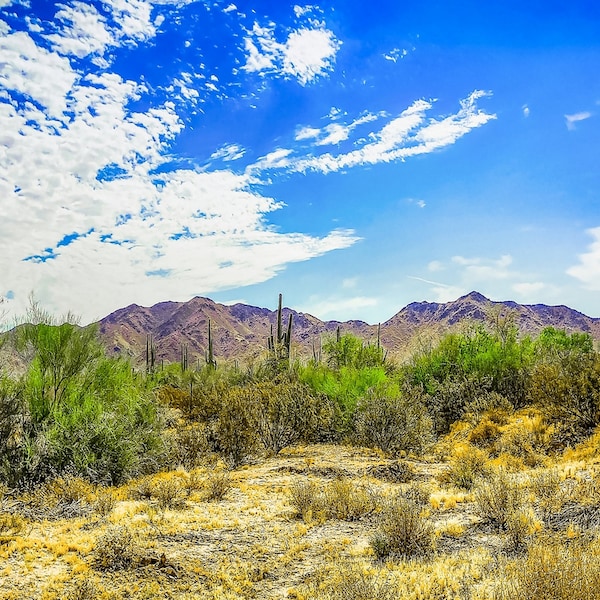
94,488,117,517
171,423,212,468
370,494,435,559
398,482,431,507
353,389,433,456
529,468,564,518
473,469,524,531
321,477,379,521
152,476,187,510
494,539,600,600
443,444,491,490
93,525,140,571
289,479,320,520
202,469,232,502
366,460,415,483
65,576,108,600
289,477,379,522
250,381,329,454
528,348,600,444
210,386,258,467
505,507,538,553
303,564,397,600
0,511,25,538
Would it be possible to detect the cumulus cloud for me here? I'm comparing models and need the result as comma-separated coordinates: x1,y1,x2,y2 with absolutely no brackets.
383,47,407,62
242,18,341,85
567,226,600,290
565,111,592,130
512,282,546,297
0,3,358,322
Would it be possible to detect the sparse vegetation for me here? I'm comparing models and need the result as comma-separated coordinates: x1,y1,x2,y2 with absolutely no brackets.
2,300,600,598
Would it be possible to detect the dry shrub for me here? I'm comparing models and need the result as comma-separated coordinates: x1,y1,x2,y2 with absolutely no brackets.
529,468,564,518
468,416,502,448
442,444,491,490
65,575,113,600
398,482,431,507
370,494,435,559
303,564,397,600
494,411,555,466
473,469,524,531
289,479,320,520
289,477,379,522
202,470,232,502
46,474,95,504
93,525,140,571
0,511,25,539
495,539,600,600
94,488,117,517
322,477,378,521
152,476,187,510
172,423,212,468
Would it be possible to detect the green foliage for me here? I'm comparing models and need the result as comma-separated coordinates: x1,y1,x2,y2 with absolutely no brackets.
1,317,164,487
529,331,600,443
323,332,386,370
405,324,534,433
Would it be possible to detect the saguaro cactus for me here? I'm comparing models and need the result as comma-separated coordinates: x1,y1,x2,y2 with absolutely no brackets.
205,318,217,368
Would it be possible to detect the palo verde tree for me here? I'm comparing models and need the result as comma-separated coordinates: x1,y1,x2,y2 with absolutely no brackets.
3,301,164,486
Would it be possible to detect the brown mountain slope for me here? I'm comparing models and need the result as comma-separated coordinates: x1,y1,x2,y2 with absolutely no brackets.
97,291,600,365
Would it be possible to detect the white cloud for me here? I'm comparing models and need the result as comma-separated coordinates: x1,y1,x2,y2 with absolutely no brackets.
242,19,341,85
452,254,512,280
223,4,237,13
522,104,530,117
44,2,115,58
300,295,377,320
0,7,359,323
210,143,246,161
565,111,592,130
567,226,600,290
251,91,496,175
512,282,545,297
295,125,321,141
427,260,444,272
383,47,407,62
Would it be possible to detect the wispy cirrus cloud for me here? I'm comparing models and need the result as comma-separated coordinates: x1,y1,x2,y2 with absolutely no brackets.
251,91,496,175
565,111,592,130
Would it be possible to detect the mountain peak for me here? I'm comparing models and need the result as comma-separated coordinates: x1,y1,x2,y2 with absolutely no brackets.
459,291,490,303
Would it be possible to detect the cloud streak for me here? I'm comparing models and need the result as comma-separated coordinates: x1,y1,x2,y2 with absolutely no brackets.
250,91,496,175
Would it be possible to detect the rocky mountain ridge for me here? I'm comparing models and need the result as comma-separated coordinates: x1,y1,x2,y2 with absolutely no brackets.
97,291,600,365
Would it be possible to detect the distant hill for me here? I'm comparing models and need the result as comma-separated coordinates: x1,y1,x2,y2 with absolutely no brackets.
97,291,600,365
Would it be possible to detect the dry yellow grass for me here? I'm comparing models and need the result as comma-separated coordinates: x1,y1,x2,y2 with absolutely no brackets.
0,441,599,599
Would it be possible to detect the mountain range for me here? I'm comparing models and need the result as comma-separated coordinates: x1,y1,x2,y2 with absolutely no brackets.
97,291,600,366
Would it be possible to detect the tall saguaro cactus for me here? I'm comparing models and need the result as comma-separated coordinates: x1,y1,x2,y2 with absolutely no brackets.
268,293,293,361
146,334,156,374
206,318,217,368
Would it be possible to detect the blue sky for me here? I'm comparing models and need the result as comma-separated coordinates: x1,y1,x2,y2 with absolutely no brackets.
1,0,599,325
